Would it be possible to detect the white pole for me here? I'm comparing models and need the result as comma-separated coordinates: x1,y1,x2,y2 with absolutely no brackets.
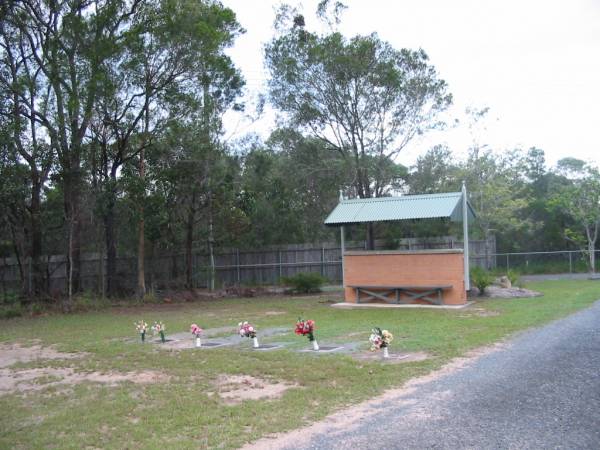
339,190,346,290
340,225,345,289
462,181,471,291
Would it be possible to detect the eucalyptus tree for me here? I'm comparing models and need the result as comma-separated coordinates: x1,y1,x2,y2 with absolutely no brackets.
265,6,451,247
86,0,242,296
408,145,458,194
1,0,144,303
136,1,243,292
0,7,59,296
0,136,30,294
550,161,600,272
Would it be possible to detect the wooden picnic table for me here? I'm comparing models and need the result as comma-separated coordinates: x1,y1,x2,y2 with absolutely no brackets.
348,284,453,306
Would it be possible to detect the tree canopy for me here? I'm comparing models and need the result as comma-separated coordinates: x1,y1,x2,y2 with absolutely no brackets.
0,1,598,303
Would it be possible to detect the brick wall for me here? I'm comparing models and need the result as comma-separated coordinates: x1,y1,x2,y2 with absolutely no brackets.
343,250,466,305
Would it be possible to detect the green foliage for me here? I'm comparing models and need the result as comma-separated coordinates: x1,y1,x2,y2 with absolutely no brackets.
265,7,450,198
506,269,521,286
3,0,600,301
470,266,494,295
280,272,327,293
0,304,23,319
549,162,600,272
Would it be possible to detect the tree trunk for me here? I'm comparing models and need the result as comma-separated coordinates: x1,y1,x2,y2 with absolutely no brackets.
185,202,195,289
29,180,44,298
171,253,179,286
9,224,25,295
589,241,596,273
484,230,491,270
105,193,118,297
137,147,146,298
208,193,215,292
366,222,375,250
64,162,82,301
150,241,157,293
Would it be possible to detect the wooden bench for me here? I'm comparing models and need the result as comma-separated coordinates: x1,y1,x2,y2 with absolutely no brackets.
348,285,453,306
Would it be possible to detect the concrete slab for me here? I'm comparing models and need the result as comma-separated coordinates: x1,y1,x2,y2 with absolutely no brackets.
331,301,473,310
251,344,283,351
300,345,343,353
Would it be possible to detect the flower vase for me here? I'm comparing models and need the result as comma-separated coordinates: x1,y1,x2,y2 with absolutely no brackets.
195,337,202,348
383,346,389,358
160,331,165,343
141,332,145,343
312,340,320,351
253,337,259,348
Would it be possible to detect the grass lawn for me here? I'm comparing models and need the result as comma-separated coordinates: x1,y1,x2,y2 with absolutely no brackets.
0,279,598,449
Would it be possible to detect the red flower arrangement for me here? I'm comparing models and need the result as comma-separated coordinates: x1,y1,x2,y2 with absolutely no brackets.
295,318,316,342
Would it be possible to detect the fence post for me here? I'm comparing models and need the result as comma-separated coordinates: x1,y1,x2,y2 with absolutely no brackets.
278,250,282,280
569,252,573,273
321,247,325,276
236,249,241,285
506,254,510,271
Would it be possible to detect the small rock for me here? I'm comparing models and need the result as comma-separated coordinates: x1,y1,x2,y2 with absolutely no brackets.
499,275,512,289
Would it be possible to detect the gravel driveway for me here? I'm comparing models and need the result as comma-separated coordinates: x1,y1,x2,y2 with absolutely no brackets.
249,300,600,450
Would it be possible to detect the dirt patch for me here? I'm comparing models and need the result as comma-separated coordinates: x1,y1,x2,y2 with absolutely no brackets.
470,286,542,299
214,375,296,405
0,367,169,394
264,311,286,316
352,351,429,364
0,343,87,369
344,332,366,338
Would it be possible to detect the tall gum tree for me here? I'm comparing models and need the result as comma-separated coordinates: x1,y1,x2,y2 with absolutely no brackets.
265,6,451,247
1,0,143,305
550,161,600,273
86,0,244,297
0,16,55,297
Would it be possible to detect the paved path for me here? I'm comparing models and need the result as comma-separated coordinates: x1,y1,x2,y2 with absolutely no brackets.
256,300,600,450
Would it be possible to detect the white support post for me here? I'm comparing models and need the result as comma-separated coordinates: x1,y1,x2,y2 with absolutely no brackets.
339,190,346,289
462,181,471,291
340,225,345,288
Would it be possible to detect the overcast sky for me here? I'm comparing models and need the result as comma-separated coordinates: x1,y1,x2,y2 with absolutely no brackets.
221,0,600,168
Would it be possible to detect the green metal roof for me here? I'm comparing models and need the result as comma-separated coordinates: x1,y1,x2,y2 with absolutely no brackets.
324,192,476,226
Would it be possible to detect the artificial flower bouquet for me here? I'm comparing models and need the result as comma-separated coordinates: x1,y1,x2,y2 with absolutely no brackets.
238,321,259,347
191,323,203,347
135,320,148,342
152,321,166,343
295,318,319,350
369,327,393,357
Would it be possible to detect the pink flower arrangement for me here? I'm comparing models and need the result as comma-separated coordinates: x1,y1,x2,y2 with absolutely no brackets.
295,318,316,342
190,323,203,337
238,321,256,339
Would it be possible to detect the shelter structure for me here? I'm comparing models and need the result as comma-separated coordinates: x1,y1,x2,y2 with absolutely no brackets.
324,183,476,306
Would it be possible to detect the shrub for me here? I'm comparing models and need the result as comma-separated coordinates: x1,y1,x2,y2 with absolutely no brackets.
506,269,521,286
470,266,494,295
281,272,326,293
0,304,22,319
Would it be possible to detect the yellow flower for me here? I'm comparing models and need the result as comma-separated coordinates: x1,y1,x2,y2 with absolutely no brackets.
382,330,393,343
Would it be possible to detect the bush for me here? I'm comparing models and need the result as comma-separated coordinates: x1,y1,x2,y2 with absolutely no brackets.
0,304,22,319
281,272,326,294
470,266,494,295
506,269,521,286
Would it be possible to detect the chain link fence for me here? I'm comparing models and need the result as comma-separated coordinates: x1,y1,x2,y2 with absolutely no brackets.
493,250,600,275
